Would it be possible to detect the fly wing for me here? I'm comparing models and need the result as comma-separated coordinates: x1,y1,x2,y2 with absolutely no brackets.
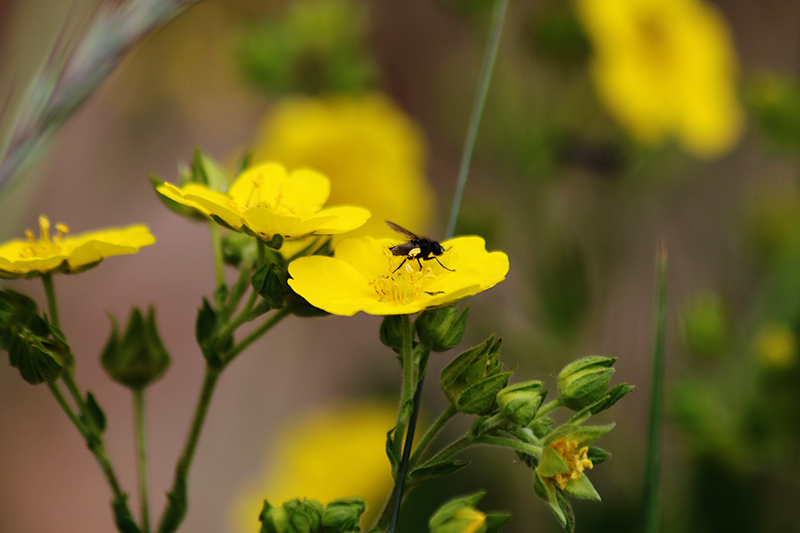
385,221,418,240
389,242,418,256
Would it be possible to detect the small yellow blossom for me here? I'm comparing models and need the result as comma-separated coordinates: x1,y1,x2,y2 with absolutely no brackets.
576,0,743,157
0,216,155,278
755,322,796,369
156,162,370,242
249,94,434,239
287,235,509,316
547,438,594,490
229,401,395,532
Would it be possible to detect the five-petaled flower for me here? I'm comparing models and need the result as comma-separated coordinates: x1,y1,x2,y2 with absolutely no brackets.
287,235,508,316
0,216,155,279
576,0,743,157
156,162,370,243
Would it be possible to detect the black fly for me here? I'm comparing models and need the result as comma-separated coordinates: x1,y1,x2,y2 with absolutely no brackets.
386,221,455,273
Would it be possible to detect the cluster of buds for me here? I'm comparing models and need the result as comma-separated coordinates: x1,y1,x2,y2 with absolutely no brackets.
259,497,366,533
430,340,632,533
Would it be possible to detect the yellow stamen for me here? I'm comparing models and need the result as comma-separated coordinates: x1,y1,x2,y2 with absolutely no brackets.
19,216,70,258
370,255,437,304
549,438,594,490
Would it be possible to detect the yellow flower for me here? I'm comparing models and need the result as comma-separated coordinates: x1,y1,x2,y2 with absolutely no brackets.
545,438,594,490
287,235,508,316
576,0,743,157
0,216,155,278
249,94,434,239
156,162,370,242
229,401,395,533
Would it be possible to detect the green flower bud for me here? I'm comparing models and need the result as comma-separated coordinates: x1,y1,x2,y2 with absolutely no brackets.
429,492,488,533
429,491,511,533
8,320,67,385
557,356,616,411
252,262,289,310
416,306,469,352
101,307,170,389
441,336,512,415
260,499,323,533
222,232,257,268
379,315,405,354
321,497,366,532
496,380,547,426
2,291,70,385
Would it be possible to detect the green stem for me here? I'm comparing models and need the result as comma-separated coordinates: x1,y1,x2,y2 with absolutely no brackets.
47,381,89,439
58,370,127,500
225,307,291,365
41,273,60,329
444,0,508,240
157,365,222,533
408,404,458,468
644,242,667,533
134,388,151,533
536,398,563,418
472,435,543,457
416,436,471,471
209,222,225,292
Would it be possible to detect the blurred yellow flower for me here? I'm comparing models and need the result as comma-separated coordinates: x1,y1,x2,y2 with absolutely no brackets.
754,322,796,369
0,216,155,278
156,162,370,242
576,0,743,157
249,94,434,238
288,235,509,316
229,401,395,532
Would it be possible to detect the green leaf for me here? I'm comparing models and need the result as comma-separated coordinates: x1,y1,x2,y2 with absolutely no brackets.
564,473,600,501
84,392,106,433
484,512,512,533
586,446,611,465
410,458,469,479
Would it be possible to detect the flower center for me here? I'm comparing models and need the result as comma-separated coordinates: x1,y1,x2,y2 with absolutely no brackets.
369,252,438,304
20,216,70,258
242,174,298,216
549,438,593,490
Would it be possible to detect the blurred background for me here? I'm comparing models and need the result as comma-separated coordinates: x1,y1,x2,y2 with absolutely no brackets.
2,0,800,531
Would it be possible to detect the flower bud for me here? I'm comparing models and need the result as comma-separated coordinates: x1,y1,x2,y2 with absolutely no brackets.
557,356,616,411
252,262,289,310
2,291,69,385
379,315,405,354
429,491,511,533
8,321,67,385
440,336,512,415
496,380,547,426
259,499,323,533
429,492,487,533
416,306,469,352
321,498,366,532
101,307,170,389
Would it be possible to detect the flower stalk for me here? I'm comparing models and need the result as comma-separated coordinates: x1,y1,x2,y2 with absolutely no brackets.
134,388,151,533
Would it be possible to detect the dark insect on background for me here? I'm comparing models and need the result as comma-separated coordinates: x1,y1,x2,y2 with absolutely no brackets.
386,221,455,273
